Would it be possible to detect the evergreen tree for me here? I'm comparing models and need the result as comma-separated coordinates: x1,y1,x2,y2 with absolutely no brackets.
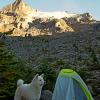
0,41,30,100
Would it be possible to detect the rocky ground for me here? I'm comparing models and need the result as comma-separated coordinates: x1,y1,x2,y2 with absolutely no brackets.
1,29,100,99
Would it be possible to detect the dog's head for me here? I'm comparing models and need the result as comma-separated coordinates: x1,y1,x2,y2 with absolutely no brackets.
32,74,45,88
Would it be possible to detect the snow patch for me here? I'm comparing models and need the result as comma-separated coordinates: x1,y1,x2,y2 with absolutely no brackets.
23,11,78,22
31,11,77,19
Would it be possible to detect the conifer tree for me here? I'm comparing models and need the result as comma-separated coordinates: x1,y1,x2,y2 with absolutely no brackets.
0,41,29,99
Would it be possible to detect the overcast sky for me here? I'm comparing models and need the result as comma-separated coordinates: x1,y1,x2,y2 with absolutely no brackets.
0,0,100,20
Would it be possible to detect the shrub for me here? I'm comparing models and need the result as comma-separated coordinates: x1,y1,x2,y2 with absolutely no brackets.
34,60,58,91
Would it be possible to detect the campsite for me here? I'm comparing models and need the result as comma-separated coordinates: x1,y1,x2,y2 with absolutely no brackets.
0,0,100,100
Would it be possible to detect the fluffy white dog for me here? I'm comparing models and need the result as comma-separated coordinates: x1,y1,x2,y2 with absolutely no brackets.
14,74,44,100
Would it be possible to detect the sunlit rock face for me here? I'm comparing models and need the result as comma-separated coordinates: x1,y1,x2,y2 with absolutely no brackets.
0,0,36,33
2,0,37,16
55,19,74,32
0,0,95,35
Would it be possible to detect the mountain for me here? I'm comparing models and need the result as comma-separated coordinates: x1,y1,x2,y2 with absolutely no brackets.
0,0,96,36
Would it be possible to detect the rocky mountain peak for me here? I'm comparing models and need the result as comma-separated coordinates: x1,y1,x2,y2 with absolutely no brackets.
12,0,23,11
1,0,37,16
14,0,22,4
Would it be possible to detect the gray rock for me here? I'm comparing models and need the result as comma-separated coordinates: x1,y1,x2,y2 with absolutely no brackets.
40,90,52,100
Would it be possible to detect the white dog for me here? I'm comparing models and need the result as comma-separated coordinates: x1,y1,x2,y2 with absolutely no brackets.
14,74,44,100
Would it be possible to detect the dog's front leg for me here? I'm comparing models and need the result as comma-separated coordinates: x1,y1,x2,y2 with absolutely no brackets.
14,90,22,100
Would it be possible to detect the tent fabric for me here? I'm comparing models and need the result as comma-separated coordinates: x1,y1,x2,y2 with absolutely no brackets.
52,69,94,100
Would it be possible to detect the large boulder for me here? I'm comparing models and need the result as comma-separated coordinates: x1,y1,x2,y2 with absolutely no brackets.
0,24,14,33
55,19,74,32
12,28,25,36
40,90,52,100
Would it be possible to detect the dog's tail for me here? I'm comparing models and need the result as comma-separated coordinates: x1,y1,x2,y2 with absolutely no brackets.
17,79,24,87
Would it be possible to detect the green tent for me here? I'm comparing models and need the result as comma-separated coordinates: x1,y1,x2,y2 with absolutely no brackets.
52,69,94,100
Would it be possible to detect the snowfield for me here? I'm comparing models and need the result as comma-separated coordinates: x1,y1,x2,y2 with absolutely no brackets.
31,11,77,19
24,11,78,23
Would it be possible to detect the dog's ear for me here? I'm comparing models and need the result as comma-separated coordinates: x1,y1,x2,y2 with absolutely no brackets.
34,74,39,80
40,74,44,78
